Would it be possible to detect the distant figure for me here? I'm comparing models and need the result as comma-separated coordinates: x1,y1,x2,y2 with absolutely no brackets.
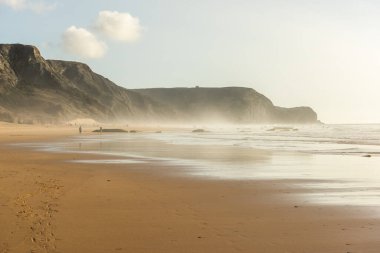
79,125,82,134
100,126,103,134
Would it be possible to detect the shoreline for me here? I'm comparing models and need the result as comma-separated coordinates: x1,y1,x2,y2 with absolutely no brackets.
1,124,380,252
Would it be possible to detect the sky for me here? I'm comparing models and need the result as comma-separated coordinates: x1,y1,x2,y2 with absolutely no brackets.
1,0,380,124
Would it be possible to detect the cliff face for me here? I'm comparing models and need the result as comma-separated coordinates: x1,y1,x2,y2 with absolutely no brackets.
133,87,317,124
0,44,318,124
0,44,171,123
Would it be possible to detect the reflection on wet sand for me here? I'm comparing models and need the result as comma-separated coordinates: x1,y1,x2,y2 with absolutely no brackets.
23,128,380,207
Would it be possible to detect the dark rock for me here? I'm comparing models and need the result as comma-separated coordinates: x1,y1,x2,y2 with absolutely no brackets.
92,129,127,133
267,127,298,132
192,129,206,133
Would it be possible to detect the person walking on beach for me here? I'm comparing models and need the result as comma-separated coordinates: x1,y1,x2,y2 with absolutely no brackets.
79,125,82,134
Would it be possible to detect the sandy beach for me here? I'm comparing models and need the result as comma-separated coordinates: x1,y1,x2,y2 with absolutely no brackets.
1,123,380,253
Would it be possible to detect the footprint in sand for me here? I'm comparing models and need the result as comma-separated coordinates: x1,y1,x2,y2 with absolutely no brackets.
11,176,63,253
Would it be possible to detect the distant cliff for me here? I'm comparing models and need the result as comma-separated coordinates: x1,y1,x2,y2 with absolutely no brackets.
133,87,317,123
0,44,318,124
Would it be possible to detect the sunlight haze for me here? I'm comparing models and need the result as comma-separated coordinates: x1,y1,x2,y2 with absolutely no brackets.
1,0,379,123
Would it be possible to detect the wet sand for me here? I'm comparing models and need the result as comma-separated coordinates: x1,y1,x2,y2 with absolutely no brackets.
1,123,380,252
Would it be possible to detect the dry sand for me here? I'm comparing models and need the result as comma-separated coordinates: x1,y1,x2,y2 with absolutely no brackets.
0,123,380,253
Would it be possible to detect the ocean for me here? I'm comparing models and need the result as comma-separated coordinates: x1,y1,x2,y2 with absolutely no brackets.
20,124,380,207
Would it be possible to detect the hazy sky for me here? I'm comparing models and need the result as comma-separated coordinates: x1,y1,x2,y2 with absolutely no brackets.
1,0,380,123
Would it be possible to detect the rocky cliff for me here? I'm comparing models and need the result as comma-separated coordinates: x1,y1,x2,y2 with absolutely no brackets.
0,44,171,123
134,87,317,123
0,44,318,124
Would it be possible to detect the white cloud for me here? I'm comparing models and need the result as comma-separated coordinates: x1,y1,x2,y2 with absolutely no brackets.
62,26,107,59
95,10,142,42
0,0,56,13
